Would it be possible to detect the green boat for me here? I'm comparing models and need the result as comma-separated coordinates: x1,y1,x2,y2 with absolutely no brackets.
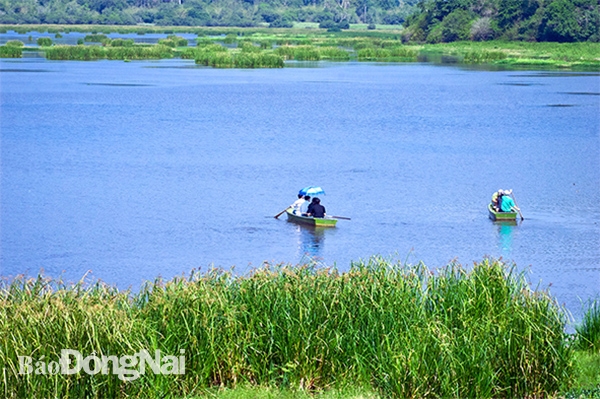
285,209,338,227
488,203,517,221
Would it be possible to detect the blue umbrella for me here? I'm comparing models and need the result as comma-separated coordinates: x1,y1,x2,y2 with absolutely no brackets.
299,186,325,196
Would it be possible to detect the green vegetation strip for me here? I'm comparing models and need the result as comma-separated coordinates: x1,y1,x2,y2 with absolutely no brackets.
2,27,599,70
2,259,590,398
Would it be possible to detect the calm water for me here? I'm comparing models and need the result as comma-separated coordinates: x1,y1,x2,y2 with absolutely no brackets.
1,55,599,325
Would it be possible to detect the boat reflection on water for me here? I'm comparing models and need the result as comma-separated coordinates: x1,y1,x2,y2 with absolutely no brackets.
495,220,518,257
293,224,331,264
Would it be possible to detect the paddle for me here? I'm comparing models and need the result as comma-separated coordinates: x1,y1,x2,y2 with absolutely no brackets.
331,215,351,220
274,207,291,219
510,192,524,221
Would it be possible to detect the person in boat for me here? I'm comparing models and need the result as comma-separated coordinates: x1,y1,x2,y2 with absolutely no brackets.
290,194,306,215
500,189,520,213
300,195,311,215
491,189,503,212
307,197,326,218
306,197,317,216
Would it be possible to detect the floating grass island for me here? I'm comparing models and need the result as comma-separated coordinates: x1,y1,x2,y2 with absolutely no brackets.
2,258,599,398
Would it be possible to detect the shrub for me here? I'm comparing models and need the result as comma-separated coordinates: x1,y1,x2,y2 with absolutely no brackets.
159,35,188,47
5,40,24,47
223,33,237,44
269,18,294,28
37,37,53,47
109,38,135,47
338,20,350,29
319,20,337,29
84,34,108,43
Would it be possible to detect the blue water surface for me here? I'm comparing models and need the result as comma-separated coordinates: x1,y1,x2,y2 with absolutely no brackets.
1,56,599,325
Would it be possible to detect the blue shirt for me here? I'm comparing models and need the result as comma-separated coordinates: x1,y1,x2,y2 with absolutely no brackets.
501,196,515,212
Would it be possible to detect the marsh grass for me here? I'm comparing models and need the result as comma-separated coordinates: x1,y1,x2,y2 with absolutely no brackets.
0,259,574,398
357,47,416,61
424,41,600,69
109,38,135,47
576,299,600,352
0,45,22,58
186,43,283,68
84,33,109,43
159,35,188,48
44,44,173,60
3,26,596,69
5,40,24,47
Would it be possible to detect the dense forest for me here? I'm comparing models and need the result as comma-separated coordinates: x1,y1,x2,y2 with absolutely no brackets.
0,0,415,27
0,0,598,42
402,0,599,42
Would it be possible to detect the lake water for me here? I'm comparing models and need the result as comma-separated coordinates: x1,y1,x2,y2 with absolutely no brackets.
1,53,599,325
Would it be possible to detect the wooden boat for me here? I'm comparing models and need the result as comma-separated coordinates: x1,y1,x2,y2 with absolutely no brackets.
488,203,517,221
285,209,338,227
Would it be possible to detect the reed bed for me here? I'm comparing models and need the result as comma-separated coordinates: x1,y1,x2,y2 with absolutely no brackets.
3,26,597,69
462,50,507,63
4,40,24,47
0,45,22,58
186,44,283,68
273,45,350,61
0,259,573,398
158,35,188,48
423,41,600,69
357,47,416,61
43,45,173,60
108,38,135,47
84,33,109,43
36,37,52,47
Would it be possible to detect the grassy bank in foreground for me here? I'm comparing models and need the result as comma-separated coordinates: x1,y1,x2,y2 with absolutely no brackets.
0,259,581,398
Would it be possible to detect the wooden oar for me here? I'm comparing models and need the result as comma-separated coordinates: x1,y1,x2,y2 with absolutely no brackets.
511,192,524,221
331,215,351,220
274,207,291,219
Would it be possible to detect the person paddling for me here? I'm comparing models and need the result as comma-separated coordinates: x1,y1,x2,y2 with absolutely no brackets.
500,189,520,213
290,194,306,215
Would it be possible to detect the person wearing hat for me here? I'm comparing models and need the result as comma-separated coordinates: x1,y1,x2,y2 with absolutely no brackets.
500,189,519,213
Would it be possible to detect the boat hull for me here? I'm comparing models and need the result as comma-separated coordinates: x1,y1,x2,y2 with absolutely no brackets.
488,203,517,221
286,209,337,227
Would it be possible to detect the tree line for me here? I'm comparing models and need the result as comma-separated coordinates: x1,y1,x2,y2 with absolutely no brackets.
0,0,415,27
402,0,599,42
0,0,597,42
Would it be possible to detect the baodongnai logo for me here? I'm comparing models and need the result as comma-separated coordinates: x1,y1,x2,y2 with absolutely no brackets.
18,349,185,381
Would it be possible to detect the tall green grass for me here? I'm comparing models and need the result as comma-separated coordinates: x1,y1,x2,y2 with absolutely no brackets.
576,298,600,352
4,40,24,47
158,35,188,48
187,44,284,68
44,45,173,60
84,33,109,43
0,259,573,398
355,43,419,61
0,45,22,58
